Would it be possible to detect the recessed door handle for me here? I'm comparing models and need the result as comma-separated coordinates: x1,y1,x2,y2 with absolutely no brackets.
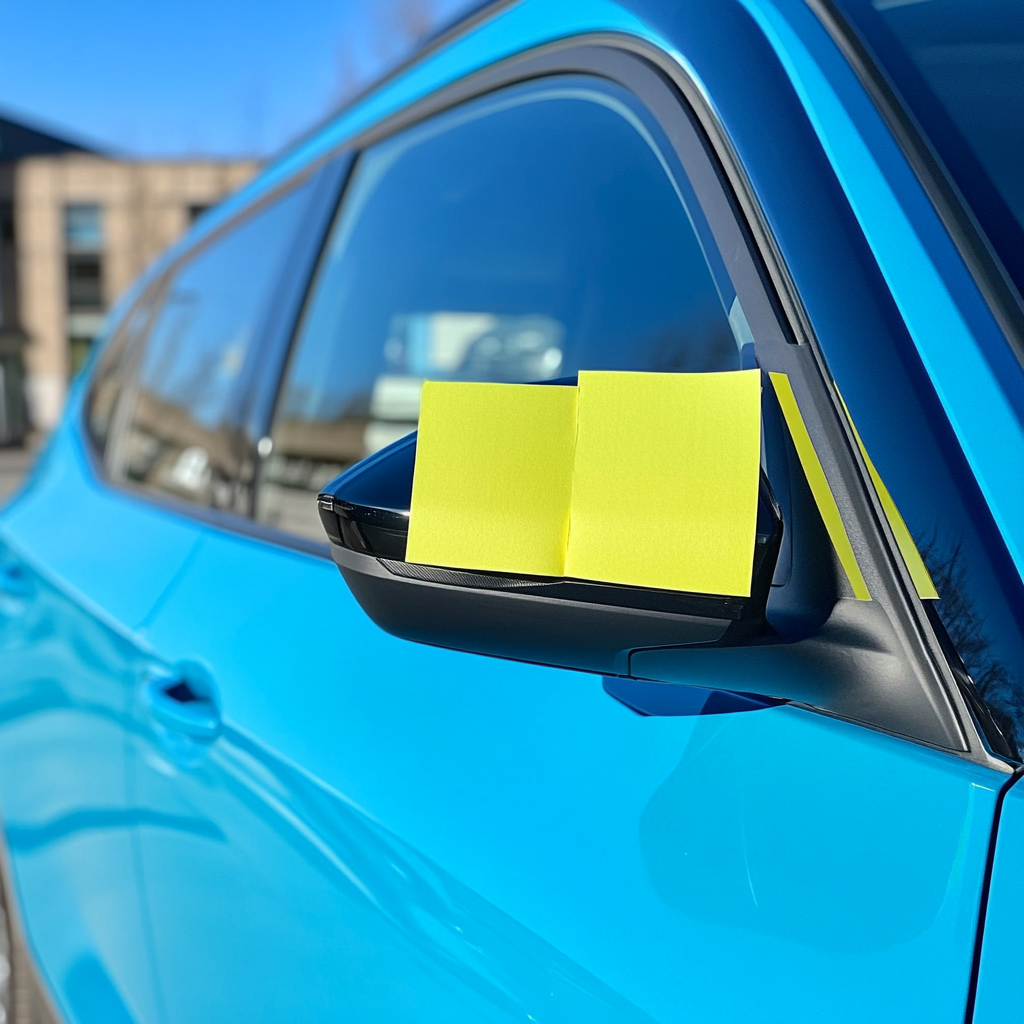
142,669,222,741
0,562,31,598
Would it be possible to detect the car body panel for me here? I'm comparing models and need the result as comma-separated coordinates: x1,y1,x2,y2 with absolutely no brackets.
138,0,1024,587
0,526,162,1024
0,1,1019,1022
973,776,1024,1024
1,409,200,634
130,516,1001,1023
0,390,196,1024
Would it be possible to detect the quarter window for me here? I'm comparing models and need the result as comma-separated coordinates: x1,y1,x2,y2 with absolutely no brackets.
257,76,746,540
87,289,159,454
104,181,315,511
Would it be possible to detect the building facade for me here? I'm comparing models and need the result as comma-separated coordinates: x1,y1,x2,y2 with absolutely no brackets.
0,114,257,437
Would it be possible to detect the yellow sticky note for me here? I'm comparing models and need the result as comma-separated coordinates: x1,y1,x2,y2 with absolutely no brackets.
565,370,762,596
405,381,577,577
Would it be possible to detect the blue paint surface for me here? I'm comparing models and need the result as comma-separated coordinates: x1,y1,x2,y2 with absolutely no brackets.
1,417,199,634
974,777,1024,1024
0,2,1020,1022
0,538,160,1024
126,522,1001,1023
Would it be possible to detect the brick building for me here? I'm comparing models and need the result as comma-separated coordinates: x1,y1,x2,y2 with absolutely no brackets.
0,113,257,439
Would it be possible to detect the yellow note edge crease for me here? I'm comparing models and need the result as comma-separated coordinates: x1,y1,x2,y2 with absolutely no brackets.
406,370,762,597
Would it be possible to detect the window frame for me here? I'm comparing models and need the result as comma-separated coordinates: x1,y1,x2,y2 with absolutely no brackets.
83,156,349,548
254,72,755,539
80,33,1007,769
246,42,806,555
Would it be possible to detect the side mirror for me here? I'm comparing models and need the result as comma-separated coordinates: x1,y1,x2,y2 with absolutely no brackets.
318,431,784,675
316,375,977,756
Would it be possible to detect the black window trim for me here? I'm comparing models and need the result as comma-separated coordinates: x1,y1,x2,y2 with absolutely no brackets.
79,32,1008,770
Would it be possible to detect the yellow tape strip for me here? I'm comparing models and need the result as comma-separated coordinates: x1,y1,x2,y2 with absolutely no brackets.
835,392,938,600
769,372,871,601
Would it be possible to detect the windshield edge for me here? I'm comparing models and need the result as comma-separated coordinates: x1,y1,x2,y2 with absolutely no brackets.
803,0,1024,374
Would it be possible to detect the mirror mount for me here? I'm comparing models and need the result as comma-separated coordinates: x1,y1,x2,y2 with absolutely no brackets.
314,385,987,757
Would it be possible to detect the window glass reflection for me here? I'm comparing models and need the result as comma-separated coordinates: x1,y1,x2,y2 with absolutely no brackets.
109,182,314,509
258,77,741,540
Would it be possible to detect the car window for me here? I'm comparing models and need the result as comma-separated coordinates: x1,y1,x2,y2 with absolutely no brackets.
104,181,316,511
256,76,744,540
834,0,1024,305
87,287,162,455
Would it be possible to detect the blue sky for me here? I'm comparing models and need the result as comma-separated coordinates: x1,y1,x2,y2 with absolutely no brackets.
0,0,476,159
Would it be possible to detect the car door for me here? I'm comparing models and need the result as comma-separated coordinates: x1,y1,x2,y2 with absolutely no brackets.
111,44,1024,1024
972,774,1024,1023
0,168,330,1024
0,287,197,1024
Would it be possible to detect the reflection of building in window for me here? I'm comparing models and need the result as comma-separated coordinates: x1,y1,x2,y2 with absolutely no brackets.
257,309,566,539
65,203,105,376
386,311,563,380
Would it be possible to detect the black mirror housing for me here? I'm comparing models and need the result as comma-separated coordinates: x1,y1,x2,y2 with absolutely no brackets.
318,432,783,675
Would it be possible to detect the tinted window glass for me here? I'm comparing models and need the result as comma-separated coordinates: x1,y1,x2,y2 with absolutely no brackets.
107,182,314,510
88,290,159,454
257,77,742,540
836,0,1024,302
828,0,1024,752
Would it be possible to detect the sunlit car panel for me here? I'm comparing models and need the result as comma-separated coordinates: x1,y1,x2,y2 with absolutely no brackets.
0,1,1021,1022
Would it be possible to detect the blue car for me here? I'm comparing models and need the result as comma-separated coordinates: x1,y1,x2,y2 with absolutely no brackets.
1,0,1022,1021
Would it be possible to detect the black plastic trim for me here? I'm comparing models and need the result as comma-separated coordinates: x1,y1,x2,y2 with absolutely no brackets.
333,543,734,676
925,602,1019,763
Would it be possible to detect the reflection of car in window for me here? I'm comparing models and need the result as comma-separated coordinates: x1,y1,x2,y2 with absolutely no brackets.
1,2,1023,1023
363,311,566,455
254,76,741,540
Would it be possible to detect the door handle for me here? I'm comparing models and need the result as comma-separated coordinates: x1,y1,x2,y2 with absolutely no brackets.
0,562,31,598
142,668,222,741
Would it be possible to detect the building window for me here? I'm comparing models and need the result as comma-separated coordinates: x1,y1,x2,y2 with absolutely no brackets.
188,204,210,224
64,203,105,375
65,203,103,251
67,254,103,309
0,201,13,327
